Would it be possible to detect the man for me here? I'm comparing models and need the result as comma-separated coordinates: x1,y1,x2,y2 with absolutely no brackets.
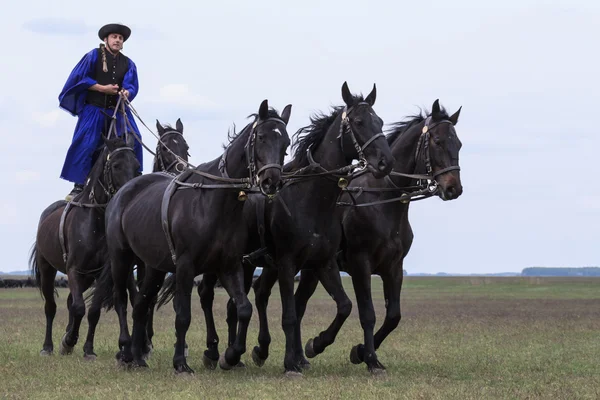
58,23,143,201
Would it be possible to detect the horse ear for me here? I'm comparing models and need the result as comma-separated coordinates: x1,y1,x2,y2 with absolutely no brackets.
341,81,353,108
126,132,135,149
259,99,269,120
175,118,184,134
156,120,165,136
449,106,462,126
431,99,441,119
281,104,292,125
365,83,377,106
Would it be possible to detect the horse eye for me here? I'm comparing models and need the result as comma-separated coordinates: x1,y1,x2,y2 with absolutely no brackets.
354,118,363,126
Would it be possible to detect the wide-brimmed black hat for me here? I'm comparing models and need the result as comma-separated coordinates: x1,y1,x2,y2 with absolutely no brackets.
98,23,131,41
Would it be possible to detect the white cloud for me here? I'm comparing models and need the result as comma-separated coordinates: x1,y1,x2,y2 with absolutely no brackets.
31,109,62,128
153,84,219,109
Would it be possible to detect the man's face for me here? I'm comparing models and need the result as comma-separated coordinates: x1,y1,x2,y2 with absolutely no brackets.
105,33,124,53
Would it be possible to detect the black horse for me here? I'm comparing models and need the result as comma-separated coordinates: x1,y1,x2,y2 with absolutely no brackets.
94,100,292,374
83,119,191,359
28,134,139,359
293,100,463,373
190,82,395,376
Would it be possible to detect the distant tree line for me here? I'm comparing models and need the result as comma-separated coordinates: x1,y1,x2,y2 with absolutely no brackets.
522,267,600,277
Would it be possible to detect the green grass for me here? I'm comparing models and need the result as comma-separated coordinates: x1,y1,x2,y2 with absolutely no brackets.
1,277,599,399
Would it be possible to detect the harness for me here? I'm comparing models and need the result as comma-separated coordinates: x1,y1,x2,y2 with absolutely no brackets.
59,146,135,265
243,102,387,267
160,116,287,265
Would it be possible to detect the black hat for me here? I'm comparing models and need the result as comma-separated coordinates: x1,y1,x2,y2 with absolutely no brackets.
98,23,131,42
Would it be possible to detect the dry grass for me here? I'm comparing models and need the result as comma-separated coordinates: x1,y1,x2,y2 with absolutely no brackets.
1,277,599,399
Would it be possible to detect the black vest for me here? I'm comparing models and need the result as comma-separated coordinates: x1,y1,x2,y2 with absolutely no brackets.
86,47,130,109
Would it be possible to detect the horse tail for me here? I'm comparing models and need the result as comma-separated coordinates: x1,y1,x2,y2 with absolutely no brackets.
86,261,115,311
156,273,176,310
28,243,44,297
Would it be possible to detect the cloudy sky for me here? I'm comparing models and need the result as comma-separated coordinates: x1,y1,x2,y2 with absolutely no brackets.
1,0,597,274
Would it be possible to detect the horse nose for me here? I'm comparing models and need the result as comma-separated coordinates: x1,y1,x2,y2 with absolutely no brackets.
445,184,463,199
261,177,275,194
378,157,389,172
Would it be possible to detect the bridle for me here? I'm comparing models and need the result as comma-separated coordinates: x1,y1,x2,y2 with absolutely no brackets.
94,146,137,200
337,116,461,207
337,102,386,171
219,116,288,197
410,116,461,182
156,130,188,174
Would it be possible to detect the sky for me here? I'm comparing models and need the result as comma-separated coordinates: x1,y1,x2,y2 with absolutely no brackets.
0,0,598,274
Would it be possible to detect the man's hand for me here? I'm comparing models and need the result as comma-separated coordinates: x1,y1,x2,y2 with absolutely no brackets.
103,84,119,95
119,89,130,99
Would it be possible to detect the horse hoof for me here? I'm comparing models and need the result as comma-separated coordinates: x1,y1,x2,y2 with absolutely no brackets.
219,353,233,371
59,334,74,356
235,361,246,369
133,359,149,369
298,358,311,370
284,370,303,379
251,347,265,367
349,345,363,365
115,359,131,369
40,349,53,356
305,338,317,359
83,353,97,362
370,367,387,376
202,354,218,370
174,364,195,375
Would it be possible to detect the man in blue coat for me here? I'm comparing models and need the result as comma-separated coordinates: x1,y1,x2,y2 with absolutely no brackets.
59,23,143,201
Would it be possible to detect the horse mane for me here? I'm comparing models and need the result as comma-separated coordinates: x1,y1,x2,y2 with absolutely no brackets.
385,106,450,145
223,108,283,149
288,94,365,168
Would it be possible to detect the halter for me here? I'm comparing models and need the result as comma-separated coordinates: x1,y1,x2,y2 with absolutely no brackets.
156,130,187,173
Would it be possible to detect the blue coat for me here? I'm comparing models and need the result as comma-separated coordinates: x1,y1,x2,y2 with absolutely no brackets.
59,48,143,185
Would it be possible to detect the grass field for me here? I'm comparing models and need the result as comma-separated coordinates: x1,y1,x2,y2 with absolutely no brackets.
1,276,599,399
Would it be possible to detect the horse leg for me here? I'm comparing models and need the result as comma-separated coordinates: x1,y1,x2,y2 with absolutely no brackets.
349,255,385,374
304,263,353,359
217,267,253,370
39,260,57,356
127,267,138,308
277,258,303,376
131,267,166,368
198,273,220,369
172,259,195,374
61,270,93,355
83,276,104,361
292,269,319,369
65,293,74,334
373,267,403,351
110,249,136,365
251,268,278,366
223,265,254,368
